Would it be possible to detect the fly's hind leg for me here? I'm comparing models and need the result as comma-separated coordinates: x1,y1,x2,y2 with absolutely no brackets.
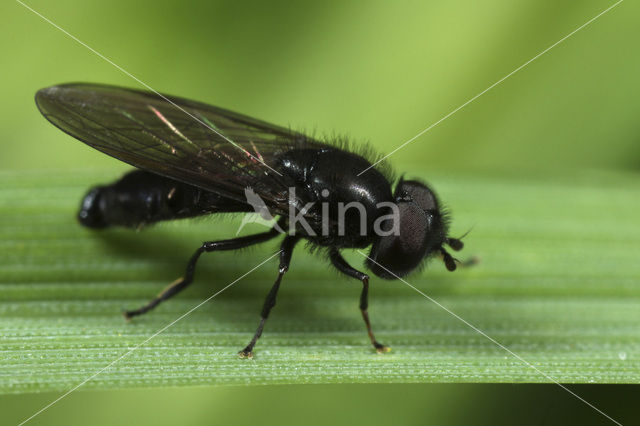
123,227,281,320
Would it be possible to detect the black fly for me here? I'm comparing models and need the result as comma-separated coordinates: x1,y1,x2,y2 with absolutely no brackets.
36,83,465,357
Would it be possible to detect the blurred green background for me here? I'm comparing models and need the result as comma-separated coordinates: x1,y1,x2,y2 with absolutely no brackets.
2,0,639,424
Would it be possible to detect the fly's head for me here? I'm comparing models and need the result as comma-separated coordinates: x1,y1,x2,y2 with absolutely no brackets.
366,179,464,279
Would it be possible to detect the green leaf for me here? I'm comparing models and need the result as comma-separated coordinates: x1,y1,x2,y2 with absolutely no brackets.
1,169,639,394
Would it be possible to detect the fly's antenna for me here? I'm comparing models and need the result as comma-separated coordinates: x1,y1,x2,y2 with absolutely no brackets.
440,248,457,271
457,225,474,240
440,247,478,271
445,225,474,251
445,237,464,251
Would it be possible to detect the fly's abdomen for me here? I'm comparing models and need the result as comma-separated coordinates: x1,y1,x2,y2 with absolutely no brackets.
78,170,250,229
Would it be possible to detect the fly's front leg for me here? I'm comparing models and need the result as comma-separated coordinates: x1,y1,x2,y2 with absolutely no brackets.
239,235,300,358
123,227,281,320
329,249,390,353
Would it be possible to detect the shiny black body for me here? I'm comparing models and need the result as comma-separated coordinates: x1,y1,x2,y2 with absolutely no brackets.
79,169,252,229
84,148,393,251
36,83,464,357
278,148,393,248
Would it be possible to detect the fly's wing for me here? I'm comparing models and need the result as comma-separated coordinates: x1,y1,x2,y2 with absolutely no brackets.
35,83,329,216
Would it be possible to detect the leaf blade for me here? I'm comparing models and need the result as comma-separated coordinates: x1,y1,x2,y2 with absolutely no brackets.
1,169,639,393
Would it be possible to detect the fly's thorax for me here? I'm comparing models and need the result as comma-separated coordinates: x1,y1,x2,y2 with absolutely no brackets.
278,148,394,243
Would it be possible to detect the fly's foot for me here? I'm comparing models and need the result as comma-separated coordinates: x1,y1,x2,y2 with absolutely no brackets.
238,349,254,359
374,342,391,353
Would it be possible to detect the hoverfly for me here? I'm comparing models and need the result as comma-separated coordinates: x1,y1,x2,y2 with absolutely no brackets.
36,83,465,357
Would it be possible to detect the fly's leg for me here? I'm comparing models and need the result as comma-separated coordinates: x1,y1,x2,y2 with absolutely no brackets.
123,227,281,319
239,235,299,358
329,249,390,353
359,277,390,352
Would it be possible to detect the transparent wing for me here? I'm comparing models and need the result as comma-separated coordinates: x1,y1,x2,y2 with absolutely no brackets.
36,83,330,215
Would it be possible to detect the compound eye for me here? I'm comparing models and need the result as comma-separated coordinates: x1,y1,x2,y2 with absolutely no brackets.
395,180,439,212
366,202,429,279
